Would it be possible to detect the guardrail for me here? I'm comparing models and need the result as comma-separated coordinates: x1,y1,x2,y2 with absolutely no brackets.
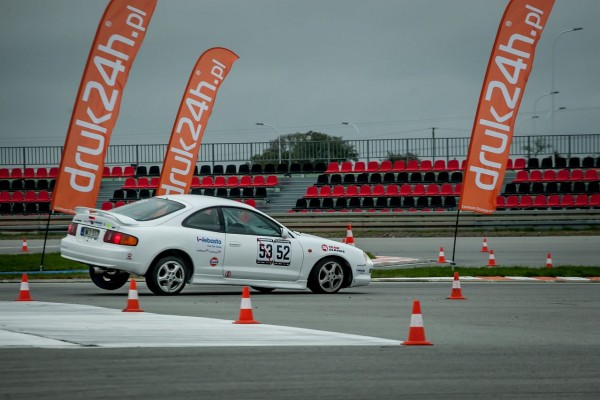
2,134,599,168
2,210,599,234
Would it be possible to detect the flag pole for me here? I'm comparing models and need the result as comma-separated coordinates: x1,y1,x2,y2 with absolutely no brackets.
450,208,460,270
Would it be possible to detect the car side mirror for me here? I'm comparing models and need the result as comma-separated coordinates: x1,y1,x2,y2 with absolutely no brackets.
281,227,290,238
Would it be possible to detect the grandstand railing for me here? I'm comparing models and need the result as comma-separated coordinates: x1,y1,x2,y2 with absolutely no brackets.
2,134,598,168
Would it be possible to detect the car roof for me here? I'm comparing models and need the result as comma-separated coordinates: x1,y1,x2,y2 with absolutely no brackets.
156,194,256,211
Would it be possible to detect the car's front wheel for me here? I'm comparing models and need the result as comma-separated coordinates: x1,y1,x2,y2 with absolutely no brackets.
145,255,188,296
89,266,130,290
308,257,345,294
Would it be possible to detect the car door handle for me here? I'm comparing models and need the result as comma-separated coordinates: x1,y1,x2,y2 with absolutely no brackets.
229,242,241,247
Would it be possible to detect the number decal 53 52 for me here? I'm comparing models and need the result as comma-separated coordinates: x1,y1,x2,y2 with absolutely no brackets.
257,238,291,266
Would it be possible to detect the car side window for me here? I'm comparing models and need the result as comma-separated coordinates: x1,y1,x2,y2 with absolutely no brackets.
183,207,222,232
222,207,281,237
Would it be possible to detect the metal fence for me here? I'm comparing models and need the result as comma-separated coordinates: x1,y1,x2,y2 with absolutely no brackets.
1,134,598,169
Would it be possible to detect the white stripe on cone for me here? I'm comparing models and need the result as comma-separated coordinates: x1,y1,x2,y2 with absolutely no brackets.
410,314,424,327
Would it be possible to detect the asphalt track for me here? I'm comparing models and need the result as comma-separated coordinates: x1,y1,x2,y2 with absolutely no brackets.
1,280,599,399
1,235,599,267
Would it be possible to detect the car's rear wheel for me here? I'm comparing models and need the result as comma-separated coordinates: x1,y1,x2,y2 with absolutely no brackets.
145,255,187,296
88,266,130,290
308,257,345,294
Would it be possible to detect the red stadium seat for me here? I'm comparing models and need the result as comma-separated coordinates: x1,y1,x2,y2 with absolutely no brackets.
23,168,35,179
590,194,600,207
37,190,50,203
513,158,526,170
399,184,412,196
426,184,440,196
440,183,453,196
353,161,366,173
432,160,446,171
542,170,556,182
379,160,392,172
505,195,519,208
406,160,419,172
10,168,23,179
556,169,569,181
533,195,547,209
392,160,406,172
584,169,598,181
214,176,227,187
226,176,240,187
200,176,213,188
244,199,257,208
340,161,353,173
0,168,8,179
496,196,506,209
453,183,462,196
0,191,11,202
318,186,332,197
519,195,533,208
190,176,201,188
123,177,136,189
372,184,385,197
305,186,318,198
359,185,372,197
35,168,48,179
23,191,37,202
266,175,278,187
149,177,159,188
569,169,584,181
102,166,111,177
123,166,135,177
413,184,425,196
346,185,359,197
547,194,560,208
419,160,433,171
101,201,114,210
239,175,252,187
110,166,123,177
560,194,575,207
460,160,467,170
505,159,514,170
529,170,542,181
574,194,589,208
366,161,379,173
136,177,149,189
48,167,59,178
513,170,529,183
447,160,460,171
325,162,339,174
385,185,399,196
251,176,265,187
332,185,345,197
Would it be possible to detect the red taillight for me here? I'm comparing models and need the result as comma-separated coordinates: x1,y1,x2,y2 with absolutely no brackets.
103,230,138,246
68,223,78,236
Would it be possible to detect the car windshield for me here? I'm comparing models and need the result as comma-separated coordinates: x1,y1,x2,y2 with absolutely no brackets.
111,198,185,221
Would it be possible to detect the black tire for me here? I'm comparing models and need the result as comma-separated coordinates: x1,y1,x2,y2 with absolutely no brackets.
307,257,345,294
88,266,130,290
251,286,276,294
145,255,188,296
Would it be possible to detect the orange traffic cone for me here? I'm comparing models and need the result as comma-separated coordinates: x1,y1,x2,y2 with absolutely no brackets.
345,224,355,246
447,272,466,300
546,252,553,269
481,237,488,252
402,300,432,346
16,273,32,301
22,238,28,252
122,278,143,312
487,249,496,267
437,247,447,263
233,286,260,324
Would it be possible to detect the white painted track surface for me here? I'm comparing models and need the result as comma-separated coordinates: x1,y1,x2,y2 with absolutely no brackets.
0,301,400,348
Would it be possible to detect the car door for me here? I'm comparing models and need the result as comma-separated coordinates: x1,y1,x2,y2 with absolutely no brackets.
221,206,303,282
181,206,226,280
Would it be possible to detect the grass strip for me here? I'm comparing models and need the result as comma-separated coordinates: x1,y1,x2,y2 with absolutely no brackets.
372,266,600,278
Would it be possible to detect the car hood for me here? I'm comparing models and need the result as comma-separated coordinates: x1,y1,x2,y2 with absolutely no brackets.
292,231,366,258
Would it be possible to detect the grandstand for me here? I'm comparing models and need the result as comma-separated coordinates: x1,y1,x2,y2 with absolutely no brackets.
1,135,599,216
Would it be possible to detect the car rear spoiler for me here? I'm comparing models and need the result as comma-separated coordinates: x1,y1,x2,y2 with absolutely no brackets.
73,206,135,227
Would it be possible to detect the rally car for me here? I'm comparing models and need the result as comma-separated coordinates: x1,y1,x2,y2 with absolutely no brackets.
60,194,372,295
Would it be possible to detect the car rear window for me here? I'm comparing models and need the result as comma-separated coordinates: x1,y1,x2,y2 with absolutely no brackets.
112,198,185,221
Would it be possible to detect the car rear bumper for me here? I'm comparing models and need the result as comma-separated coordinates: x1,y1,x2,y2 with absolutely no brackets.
60,237,148,275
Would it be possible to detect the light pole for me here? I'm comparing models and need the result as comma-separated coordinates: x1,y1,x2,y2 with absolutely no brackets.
341,122,360,137
532,91,558,134
516,115,539,135
551,27,582,134
256,122,282,164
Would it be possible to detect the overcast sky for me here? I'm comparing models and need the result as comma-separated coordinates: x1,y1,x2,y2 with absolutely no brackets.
1,0,598,148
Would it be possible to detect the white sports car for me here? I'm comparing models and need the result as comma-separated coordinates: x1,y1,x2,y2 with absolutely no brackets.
61,195,372,295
